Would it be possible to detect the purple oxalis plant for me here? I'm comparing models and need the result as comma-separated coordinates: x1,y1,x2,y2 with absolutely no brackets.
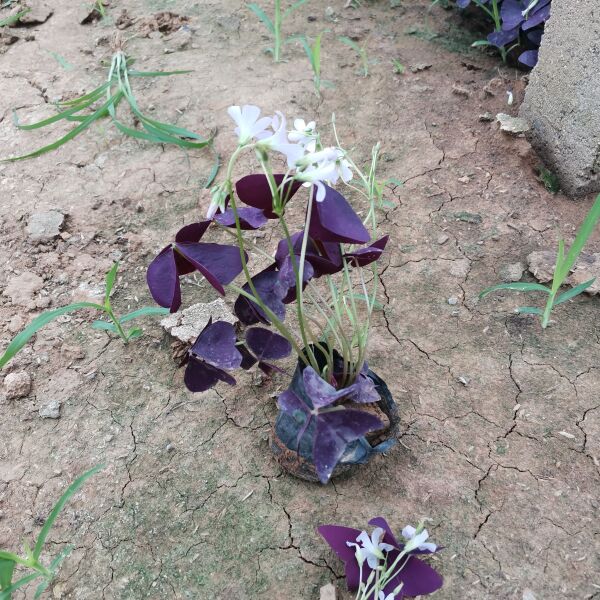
319,517,443,599
456,0,551,67
146,105,394,483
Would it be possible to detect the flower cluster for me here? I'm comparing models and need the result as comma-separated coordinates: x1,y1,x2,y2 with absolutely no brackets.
457,0,551,67
146,104,390,483
319,517,443,599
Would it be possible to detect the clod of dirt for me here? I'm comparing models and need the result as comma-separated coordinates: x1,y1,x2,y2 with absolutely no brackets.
80,0,109,24
496,113,530,135
437,234,449,245
500,262,525,282
527,250,600,294
410,63,432,73
138,12,189,37
17,1,53,25
38,399,61,419
3,371,31,400
26,210,64,243
115,8,134,30
453,211,482,224
452,84,470,98
319,583,337,600
4,271,43,308
0,31,19,51
160,299,236,344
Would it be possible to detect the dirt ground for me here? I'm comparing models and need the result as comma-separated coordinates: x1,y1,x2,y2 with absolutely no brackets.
0,1,599,599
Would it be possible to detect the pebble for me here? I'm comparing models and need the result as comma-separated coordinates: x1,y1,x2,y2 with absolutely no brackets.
437,234,449,245
496,113,530,135
7,315,24,333
500,262,525,283
457,376,470,386
39,399,61,419
452,85,470,98
410,63,432,73
479,112,494,122
447,297,459,306
320,583,337,600
3,371,32,400
26,211,65,243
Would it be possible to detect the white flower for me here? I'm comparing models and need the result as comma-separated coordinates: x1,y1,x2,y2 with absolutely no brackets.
288,118,317,152
346,528,395,570
379,592,396,600
401,525,437,553
257,112,305,168
227,105,272,145
206,183,227,219
295,161,338,202
296,146,353,187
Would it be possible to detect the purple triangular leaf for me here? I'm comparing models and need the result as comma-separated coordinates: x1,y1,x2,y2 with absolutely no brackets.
314,408,384,483
245,327,292,361
383,552,444,597
234,268,286,325
191,321,242,370
236,174,302,219
303,367,357,409
184,356,236,392
345,236,389,267
317,525,364,590
309,185,370,244
214,207,268,230
147,246,182,312
175,221,211,243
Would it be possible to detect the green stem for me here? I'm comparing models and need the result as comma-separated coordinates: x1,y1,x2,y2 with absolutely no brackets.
105,306,129,343
541,292,556,328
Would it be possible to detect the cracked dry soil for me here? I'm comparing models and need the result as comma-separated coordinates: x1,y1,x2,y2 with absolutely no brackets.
0,1,599,599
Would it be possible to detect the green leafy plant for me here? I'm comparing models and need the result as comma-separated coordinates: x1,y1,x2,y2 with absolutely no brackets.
339,35,371,77
247,0,308,62
480,193,600,328
0,465,102,599
0,262,168,370
295,33,331,96
0,7,29,26
392,59,405,74
537,165,560,194
3,47,215,162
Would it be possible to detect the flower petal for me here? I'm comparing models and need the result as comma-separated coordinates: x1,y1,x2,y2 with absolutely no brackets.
367,517,401,548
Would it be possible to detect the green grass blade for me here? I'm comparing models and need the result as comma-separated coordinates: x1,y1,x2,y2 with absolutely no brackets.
91,321,117,332
247,3,274,34
33,465,103,560
33,579,49,600
283,0,309,18
126,327,143,340
2,92,123,162
118,306,170,324
557,193,600,282
47,51,74,71
517,306,543,315
56,82,110,107
48,546,73,573
313,33,322,78
479,281,551,299
0,554,20,565
553,278,596,306
0,573,40,600
104,262,119,305
0,302,103,370
13,90,105,131
128,69,193,77
0,8,30,27
204,152,221,188
338,35,362,54
0,559,14,594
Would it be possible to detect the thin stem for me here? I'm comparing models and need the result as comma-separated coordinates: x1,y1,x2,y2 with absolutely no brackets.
105,306,129,343
541,292,555,328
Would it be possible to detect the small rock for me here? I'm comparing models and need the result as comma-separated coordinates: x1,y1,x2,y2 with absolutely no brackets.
4,272,43,307
18,2,53,24
447,297,459,306
496,113,530,135
7,315,24,333
26,210,64,243
35,295,51,309
320,583,337,600
165,443,175,453
527,250,556,283
452,85,470,98
61,344,85,361
437,234,449,245
479,112,494,122
161,299,236,344
457,376,470,386
39,399,61,419
500,262,525,283
410,63,432,73
458,175,470,184
4,371,31,400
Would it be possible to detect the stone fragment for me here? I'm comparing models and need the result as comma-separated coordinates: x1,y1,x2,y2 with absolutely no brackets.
437,234,449,245
410,63,432,73
320,584,336,600
520,0,600,196
527,250,600,294
26,210,64,243
3,371,31,400
496,113,530,135
18,2,53,24
452,85,470,98
453,211,482,224
499,262,525,283
479,112,494,122
447,297,458,306
7,315,24,333
4,272,43,307
161,299,236,344
39,399,61,419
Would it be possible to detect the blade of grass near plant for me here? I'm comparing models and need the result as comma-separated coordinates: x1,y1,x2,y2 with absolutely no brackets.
0,559,14,595
0,573,40,600
553,278,596,306
517,306,543,315
479,281,551,299
33,465,103,560
0,302,102,369
2,92,123,162
283,0,309,18
0,8,30,27
247,3,275,33
104,262,119,305
128,69,193,77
